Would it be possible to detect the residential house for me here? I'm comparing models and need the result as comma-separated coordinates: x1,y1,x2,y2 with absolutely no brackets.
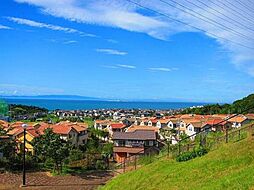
185,121,204,140
107,123,128,136
14,127,41,154
126,125,159,133
204,119,231,132
167,118,180,129
228,115,249,128
112,130,159,163
156,119,170,129
94,120,111,130
51,121,88,146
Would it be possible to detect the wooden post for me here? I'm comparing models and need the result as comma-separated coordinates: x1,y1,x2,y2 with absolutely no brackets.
123,158,126,173
134,155,137,170
178,142,181,156
238,129,241,141
226,128,229,143
167,142,170,158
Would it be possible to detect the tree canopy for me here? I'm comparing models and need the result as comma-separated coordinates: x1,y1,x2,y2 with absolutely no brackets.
181,94,254,115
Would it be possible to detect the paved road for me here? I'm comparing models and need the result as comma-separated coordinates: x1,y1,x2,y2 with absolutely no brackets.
0,171,114,190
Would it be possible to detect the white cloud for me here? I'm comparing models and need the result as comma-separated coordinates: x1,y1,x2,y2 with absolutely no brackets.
107,39,118,43
102,65,118,69
13,0,254,76
6,16,96,37
63,40,78,44
149,67,172,72
96,48,127,55
117,64,136,69
0,24,12,30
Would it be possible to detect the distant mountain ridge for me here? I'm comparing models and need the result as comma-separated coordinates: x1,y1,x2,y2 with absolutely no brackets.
0,95,106,101
0,95,202,103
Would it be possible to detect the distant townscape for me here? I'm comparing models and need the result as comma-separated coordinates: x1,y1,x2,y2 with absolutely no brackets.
0,94,254,189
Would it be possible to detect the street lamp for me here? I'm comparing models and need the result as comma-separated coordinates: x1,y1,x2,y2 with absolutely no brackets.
21,123,28,187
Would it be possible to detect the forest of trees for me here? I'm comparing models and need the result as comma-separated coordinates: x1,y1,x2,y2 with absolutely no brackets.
182,94,254,115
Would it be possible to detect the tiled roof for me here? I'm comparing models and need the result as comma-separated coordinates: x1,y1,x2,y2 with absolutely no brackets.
187,121,204,128
205,119,227,126
228,115,247,123
113,130,156,140
126,125,159,132
110,123,126,129
0,120,9,128
95,120,111,124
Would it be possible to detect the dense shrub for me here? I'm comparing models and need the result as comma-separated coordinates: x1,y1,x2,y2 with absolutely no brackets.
176,147,208,162
95,160,107,170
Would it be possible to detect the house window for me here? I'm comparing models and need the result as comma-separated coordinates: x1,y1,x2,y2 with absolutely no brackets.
189,126,193,131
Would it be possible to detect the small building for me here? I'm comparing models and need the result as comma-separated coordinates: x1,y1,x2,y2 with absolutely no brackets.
228,115,249,128
108,123,127,136
112,130,159,163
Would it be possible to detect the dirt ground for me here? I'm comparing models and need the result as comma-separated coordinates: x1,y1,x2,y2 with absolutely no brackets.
0,171,114,190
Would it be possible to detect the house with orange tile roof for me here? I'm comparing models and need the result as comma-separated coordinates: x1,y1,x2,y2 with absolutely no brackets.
156,119,171,128
246,114,254,120
94,120,112,130
228,115,249,128
204,119,231,132
185,121,205,140
107,123,128,136
14,127,41,153
126,125,159,133
147,119,157,127
167,118,180,129
51,121,88,146
0,120,9,129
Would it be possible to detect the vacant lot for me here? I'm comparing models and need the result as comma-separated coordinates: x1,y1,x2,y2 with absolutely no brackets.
0,170,113,190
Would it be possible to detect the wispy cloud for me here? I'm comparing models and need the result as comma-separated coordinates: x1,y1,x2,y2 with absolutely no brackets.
117,64,136,69
0,24,12,30
103,64,136,69
6,17,96,37
149,67,171,72
102,65,118,69
96,48,127,55
106,39,118,43
14,0,254,76
63,40,78,44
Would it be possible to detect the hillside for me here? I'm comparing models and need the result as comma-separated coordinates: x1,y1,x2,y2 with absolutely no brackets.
182,93,254,114
102,136,254,190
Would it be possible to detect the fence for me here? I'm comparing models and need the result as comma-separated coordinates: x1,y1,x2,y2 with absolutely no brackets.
111,123,254,174
176,123,254,157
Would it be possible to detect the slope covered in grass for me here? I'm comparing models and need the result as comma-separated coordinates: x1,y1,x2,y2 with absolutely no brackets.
102,137,254,190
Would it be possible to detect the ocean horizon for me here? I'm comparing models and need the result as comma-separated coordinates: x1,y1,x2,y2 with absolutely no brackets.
3,98,210,110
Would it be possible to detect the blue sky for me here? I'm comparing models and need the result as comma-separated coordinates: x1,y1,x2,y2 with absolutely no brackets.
0,0,254,103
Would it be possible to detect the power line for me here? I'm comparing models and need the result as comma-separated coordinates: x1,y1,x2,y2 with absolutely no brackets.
125,0,254,50
234,0,254,13
159,0,254,42
183,0,254,34
211,0,254,25
123,0,254,50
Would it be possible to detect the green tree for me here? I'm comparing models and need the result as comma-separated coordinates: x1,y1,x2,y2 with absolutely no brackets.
0,126,16,159
31,128,70,174
0,100,8,116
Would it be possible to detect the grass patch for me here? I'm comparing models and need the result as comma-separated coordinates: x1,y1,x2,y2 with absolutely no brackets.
101,136,254,190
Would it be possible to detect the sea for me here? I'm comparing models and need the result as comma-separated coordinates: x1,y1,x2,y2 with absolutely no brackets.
2,98,209,110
